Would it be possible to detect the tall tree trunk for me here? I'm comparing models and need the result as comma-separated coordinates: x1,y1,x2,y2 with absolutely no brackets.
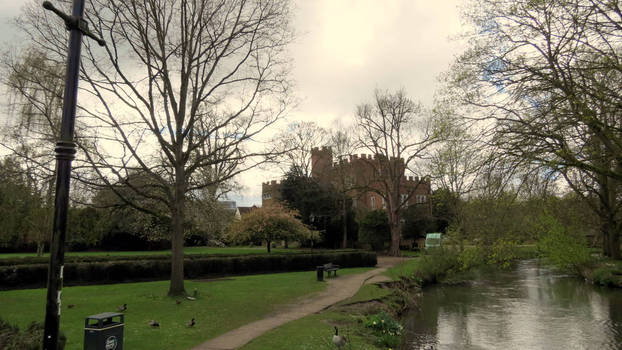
387,187,402,256
37,242,45,256
388,221,401,256
267,240,271,253
610,226,620,260
341,197,347,249
601,217,612,257
168,167,186,296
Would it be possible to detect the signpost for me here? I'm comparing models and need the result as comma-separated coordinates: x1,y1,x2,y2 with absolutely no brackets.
40,1,104,349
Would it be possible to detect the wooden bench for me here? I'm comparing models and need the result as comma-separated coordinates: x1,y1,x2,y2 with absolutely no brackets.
322,263,340,277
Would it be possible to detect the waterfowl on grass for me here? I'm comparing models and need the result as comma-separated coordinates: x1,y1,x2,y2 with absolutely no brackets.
116,303,127,312
187,318,196,327
148,320,160,328
332,326,346,348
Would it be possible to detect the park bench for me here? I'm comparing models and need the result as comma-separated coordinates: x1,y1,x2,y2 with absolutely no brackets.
323,263,340,277
315,263,340,281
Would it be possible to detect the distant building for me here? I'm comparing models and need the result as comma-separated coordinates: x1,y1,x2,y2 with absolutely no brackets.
237,205,259,216
218,200,241,220
262,146,431,212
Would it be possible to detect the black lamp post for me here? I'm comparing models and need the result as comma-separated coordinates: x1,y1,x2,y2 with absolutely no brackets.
40,1,104,349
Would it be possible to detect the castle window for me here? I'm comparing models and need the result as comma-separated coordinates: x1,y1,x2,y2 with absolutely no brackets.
370,196,376,209
382,197,386,209
262,193,272,200
401,193,408,204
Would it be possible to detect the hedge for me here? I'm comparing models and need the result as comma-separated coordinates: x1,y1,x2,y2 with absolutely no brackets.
0,251,376,290
0,249,361,266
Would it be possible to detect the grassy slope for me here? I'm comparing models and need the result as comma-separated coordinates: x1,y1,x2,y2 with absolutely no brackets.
0,267,372,350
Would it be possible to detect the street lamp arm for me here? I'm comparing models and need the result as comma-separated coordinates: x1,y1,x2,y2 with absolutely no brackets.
42,1,105,46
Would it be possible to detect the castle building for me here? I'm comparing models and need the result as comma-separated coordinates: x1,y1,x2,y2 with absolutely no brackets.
262,147,432,212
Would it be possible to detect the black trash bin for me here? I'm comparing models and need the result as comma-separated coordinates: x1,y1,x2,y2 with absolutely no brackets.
84,312,124,350
316,265,324,281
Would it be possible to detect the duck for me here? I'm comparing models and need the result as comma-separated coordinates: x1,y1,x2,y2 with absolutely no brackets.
116,303,127,312
148,320,160,328
187,318,196,327
332,326,346,348
176,299,182,305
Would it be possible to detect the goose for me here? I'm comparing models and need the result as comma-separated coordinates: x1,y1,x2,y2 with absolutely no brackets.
176,299,182,305
332,326,346,348
187,318,196,327
148,320,160,328
67,304,75,309
116,303,127,312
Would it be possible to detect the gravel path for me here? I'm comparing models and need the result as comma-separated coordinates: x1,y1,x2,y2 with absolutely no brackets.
191,256,408,350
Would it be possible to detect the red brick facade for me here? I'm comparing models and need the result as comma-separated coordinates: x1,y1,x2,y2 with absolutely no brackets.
262,147,432,212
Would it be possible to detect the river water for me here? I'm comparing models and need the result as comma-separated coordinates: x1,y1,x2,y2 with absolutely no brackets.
401,260,622,350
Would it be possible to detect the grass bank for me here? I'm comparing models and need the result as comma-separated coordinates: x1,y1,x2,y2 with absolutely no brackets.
0,267,370,350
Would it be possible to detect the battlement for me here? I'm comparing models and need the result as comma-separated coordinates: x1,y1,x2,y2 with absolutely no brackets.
330,153,406,166
401,175,430,185
262,180,282,186
311,146,332,153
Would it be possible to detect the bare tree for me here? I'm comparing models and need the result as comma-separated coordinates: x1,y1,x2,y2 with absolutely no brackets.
355,89,439,256
18,0,294,295
450,0,622,258
276,121,328,177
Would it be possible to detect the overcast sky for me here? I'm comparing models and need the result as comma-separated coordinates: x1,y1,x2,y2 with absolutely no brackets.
0,0,466,207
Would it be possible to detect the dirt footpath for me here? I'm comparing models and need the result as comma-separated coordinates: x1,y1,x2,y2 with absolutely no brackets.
192,256,408,350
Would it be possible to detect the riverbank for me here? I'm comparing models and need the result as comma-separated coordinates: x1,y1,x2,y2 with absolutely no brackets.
580,257,622,288
240,245,539,349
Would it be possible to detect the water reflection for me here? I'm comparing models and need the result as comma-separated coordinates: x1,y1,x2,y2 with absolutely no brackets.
402,260,622,350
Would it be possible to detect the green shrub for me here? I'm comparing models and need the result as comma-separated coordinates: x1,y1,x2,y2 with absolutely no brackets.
537,215,594,273
457,245,486,271
363,312,403,348
413,247,459,284
591,266,616,286
0,319,66,350
487,239,520,269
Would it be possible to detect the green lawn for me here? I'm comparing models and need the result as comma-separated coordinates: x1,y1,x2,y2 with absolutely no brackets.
0,267,373,350
240,311,378,350
382,257,421,281
0,246,309,259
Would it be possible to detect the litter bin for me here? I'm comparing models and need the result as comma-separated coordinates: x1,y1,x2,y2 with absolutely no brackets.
316,265,324,281
84,312,124,350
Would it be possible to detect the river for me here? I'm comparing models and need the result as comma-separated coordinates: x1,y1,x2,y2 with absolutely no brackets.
401,260,622,350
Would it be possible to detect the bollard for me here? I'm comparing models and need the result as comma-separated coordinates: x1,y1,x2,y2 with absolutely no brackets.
316,265,324,281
